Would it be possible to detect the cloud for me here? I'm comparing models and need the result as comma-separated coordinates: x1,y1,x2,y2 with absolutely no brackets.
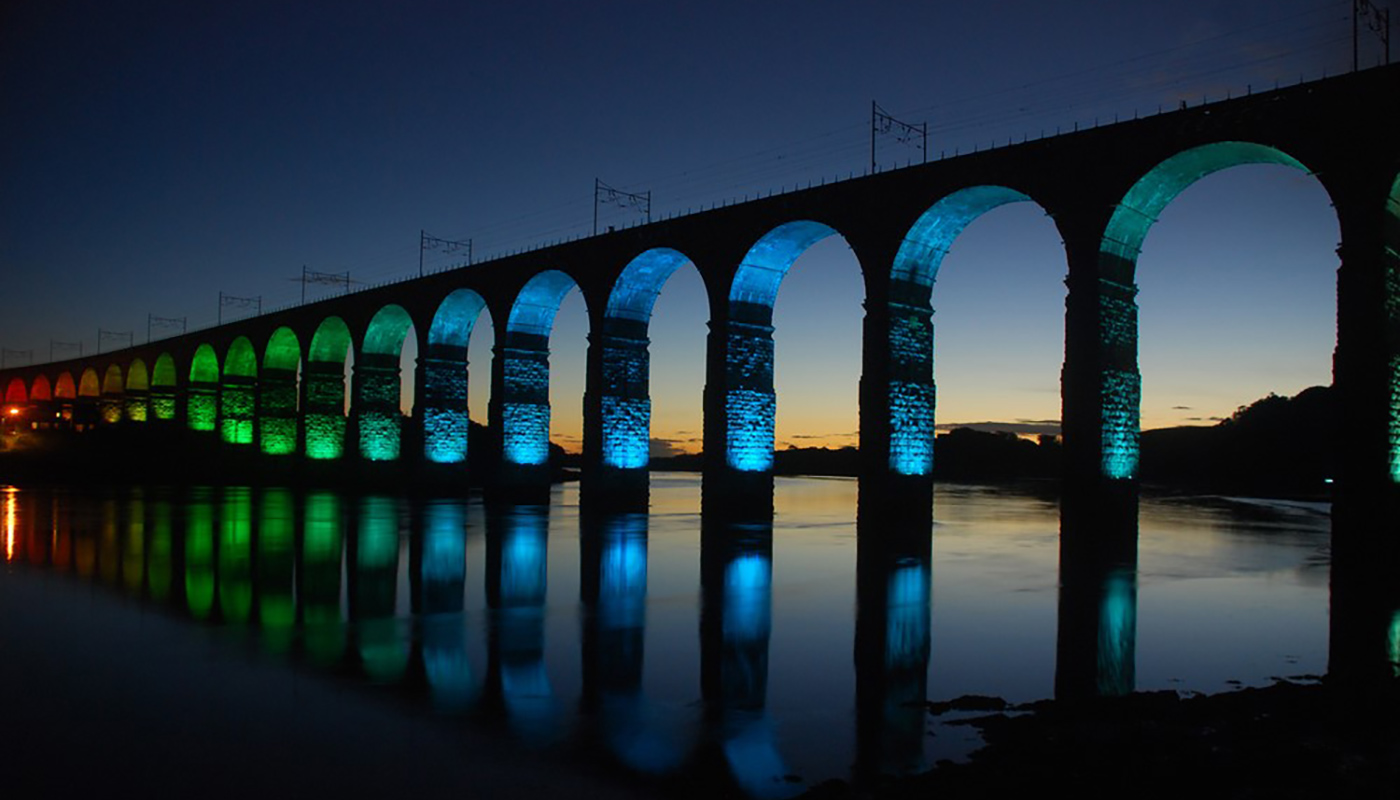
1172,405,1192,410
649,438,686,458
937,419,1062,436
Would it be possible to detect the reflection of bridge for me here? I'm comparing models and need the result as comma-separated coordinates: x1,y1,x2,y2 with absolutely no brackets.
3,66,1399,509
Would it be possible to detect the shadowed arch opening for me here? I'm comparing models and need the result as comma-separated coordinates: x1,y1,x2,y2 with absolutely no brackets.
221,337,257,445
1388,174,1400,480
4,378,25,403
260,327,302,455
600,248,697,470
1094,142,1316,480
306,317,352,459
187,344,220,432
423,289,488,464
725,221,842,472
888,186,1034,476
30,375,51,402
502,270,580,467
99,364,124,424
125,358,149,422
358,304,416,461
151,353,177,420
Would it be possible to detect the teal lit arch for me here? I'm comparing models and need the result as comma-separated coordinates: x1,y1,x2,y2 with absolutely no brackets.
306,317,352,459
502,270,582,467
125,358,149,422
423,289,489,465
221,337,257,445
358,304,416,461
725,220,845,472
600,248,698,469
187,344,220,432
260,327,301,455
1386,173,1400,481
150,353,177,420
99,364,124,424
1096,141,1319,481
888,185,1036,476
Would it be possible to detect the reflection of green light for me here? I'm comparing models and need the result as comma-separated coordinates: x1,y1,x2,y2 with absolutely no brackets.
303,492,344,665
219,487,252,623
123,493,145,594
99,499,119,584
147,497,172,603
1387,610,1400,678
257,489,296,652
185,490,215,620
356,496,407,681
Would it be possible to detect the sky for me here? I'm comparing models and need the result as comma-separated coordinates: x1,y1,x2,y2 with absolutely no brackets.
0,0,1371,453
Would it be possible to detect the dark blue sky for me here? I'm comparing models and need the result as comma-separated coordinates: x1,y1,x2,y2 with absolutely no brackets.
0,0,1365,446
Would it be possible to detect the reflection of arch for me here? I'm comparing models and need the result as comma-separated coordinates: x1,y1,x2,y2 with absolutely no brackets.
30,375,51,402
502,271,580,467
99,364,124,424
150,353,178,421
187,344,220,431
888,186,1035,476
599,248,697,470
221,337,257,445
358,304,416,461
260,327,301,455
306,317,352,459
1093,142,1318,480
726,221,843,472
4,377,25,403
125,358,149,422
355,496,410,681
423,289,489,464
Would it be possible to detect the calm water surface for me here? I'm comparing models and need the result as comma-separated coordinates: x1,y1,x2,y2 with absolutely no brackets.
0,474,1330,796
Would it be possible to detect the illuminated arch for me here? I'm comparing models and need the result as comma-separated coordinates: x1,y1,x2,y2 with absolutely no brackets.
99,364,124,424
887,185,1035,476
502,270,581,467
220,337,257,445
357,304,416,461
55,372,76,399
725,221,843,472
150,353,177,420
125,358,149,422
305,317,352,459
1094,141,1318,480
4,377,25,403
599,248,697,469
422,289,488,464
30,375,51,402
78,368,100,397
260,327,301,455
1386,173,1400,480
187,344,221,431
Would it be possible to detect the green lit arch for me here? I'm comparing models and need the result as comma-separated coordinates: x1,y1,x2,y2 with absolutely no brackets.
99,364,124,424
358,304,417,461
260,327,302,455
422,290,489,465
887,185,1039,476
150,353,178,421
220,337,257,444
127,359,149,391
187,344,221,432
1385,173,1400,481
305,316,353,459
1095,141,1321,481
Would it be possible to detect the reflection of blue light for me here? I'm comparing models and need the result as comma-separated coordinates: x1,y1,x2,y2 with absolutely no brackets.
722,714,796,800
422,502,466,592
423,616,475,712
600,517,647,628
725,553,771,641
1097,569,1136,696
886,561,930,668
502,515,547,604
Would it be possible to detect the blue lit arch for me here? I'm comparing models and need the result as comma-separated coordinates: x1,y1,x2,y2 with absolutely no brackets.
501,270,582,467
887,185,1035,476
422,289,489,465
1096,141,1319,480
725,221,846,472
600,248,698,469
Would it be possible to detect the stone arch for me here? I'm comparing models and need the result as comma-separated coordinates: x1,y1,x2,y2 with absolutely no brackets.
724,220,850,472
501,270,582,467
599,248,699,470
260,327,301,455
4,377,25,403
306,316,352,459
79,368,100,396
423,289,488,465
1384,172,1400,481
187,344,221,432
99,364,124,423
358,304,416,461
221,337,257,445
125,358,149,422
30,375,51,401
151,353,178,421
1092,141,1320,480
887,185,1037,476
55,372,77,399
